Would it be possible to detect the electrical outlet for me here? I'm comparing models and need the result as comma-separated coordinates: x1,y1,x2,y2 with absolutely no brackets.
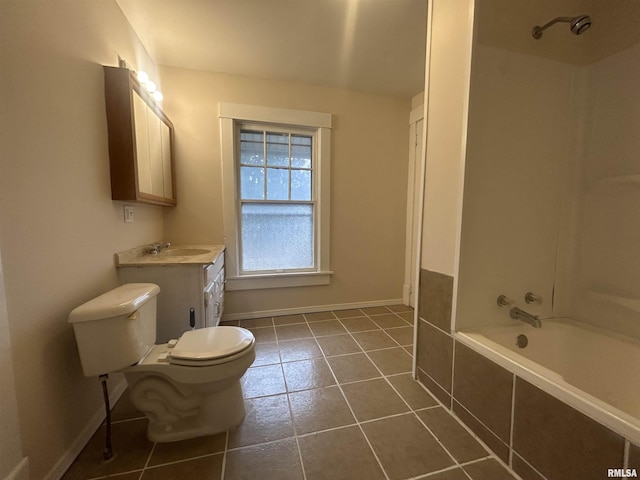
124,205,134,223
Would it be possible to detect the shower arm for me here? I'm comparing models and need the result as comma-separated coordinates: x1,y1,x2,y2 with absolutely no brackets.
537,16,572,31
532,16,573,39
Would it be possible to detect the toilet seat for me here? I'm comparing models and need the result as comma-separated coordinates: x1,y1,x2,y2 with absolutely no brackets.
169,326,254,367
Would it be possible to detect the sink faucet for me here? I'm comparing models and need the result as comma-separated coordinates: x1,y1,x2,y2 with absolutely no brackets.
509,307,542,328
148,242,171,255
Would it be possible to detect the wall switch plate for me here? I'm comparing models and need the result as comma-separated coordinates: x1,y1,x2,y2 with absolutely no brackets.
124,205,134,223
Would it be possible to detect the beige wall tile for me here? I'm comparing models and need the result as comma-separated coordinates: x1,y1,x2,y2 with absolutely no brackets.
416,319,453,392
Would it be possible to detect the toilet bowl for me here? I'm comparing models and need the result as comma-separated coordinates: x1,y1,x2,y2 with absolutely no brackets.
68,283,255,442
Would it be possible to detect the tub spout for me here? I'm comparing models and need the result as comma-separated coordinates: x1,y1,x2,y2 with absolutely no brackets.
510,307,542,328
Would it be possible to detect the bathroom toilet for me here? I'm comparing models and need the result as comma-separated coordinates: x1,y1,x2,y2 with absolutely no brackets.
68,283,255,442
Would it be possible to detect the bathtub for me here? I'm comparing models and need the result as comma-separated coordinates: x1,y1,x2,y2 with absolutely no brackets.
455,318,640,445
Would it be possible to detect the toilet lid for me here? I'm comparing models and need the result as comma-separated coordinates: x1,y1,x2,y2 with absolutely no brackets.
170,326,254,364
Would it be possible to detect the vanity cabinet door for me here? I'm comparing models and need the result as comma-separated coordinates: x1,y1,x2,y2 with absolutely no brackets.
104,66,176,206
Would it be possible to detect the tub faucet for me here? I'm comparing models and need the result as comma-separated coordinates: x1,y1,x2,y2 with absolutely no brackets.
509,307,542,328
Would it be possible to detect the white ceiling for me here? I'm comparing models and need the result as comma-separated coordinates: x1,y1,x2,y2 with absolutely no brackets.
116,0,428,98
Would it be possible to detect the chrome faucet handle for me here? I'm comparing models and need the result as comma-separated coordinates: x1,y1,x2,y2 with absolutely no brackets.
524,292,543,305
497,295,515,308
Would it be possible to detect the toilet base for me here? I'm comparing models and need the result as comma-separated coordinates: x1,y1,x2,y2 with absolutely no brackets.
125,374,247,443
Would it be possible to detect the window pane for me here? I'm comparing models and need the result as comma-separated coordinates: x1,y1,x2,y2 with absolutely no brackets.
266,168,289,200
240,131,264,166
266,133,289,167
291,170,311,201
241,203,314,271
240,166,264,200
291,135,312,168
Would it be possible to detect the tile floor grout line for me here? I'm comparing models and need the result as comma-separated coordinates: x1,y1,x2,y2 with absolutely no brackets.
360,342,465,470
320,332,393,480
220,429,229,480
411,409,466,468
142,438,157,471
336,310,479,475
110,416,147,425
411,372,523,479
250,336,412,365
293,434,309,480
447,399,510,453
137,451,225,471
84,469,145,480
239,308,516,480
281,373,309,480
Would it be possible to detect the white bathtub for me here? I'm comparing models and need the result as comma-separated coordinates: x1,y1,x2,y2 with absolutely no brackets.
455,318,640,445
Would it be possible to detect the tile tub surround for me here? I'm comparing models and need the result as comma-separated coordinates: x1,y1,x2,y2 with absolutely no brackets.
422,334,634,479
416,268,455,407
63,305,519,480
419,268,454,331
415,267,634,478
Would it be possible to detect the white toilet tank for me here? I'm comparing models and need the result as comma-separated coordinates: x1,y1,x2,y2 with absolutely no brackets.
68,283,160,377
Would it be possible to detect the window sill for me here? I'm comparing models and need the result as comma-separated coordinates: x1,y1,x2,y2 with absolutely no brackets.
226,271,333,291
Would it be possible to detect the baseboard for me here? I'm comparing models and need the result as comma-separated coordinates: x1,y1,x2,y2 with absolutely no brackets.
4,457,29,480
222,298,406,321
45,377,127,480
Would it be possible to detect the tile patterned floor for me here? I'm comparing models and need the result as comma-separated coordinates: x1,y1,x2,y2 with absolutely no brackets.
63,305,519,480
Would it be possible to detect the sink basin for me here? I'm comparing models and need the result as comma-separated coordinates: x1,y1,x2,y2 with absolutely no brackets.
161,248,210,257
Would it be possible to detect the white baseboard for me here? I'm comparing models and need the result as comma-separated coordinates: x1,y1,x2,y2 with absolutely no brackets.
222,298,406,321
45,377,127,480
4,457,29,480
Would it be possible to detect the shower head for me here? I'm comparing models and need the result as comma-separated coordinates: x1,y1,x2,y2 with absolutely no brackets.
532,15,592,39
570,15,592,35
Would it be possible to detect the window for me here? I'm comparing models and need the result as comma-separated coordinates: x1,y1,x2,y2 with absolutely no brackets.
219,103,332,290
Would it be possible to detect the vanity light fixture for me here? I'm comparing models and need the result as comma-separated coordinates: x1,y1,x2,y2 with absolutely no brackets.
137,70,163,102
117,58,164,103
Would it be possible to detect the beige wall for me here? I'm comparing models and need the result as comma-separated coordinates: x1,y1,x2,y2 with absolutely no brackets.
160,67,411,315
420,0,475,277
0,250,26,479
0,1,163,478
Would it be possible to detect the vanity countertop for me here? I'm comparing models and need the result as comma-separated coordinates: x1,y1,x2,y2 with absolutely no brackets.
115,244,225,266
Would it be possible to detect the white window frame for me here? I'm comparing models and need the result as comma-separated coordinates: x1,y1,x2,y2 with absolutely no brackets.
219,103,332,291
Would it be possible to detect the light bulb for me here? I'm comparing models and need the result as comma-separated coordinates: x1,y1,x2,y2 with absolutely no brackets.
153,91,164,102
145,81,157,93
137,70,149,84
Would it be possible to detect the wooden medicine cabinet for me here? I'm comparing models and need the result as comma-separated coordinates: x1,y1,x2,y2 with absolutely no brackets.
104,66,176,206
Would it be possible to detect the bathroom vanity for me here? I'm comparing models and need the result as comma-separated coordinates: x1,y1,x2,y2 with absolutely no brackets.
116,244,225,343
